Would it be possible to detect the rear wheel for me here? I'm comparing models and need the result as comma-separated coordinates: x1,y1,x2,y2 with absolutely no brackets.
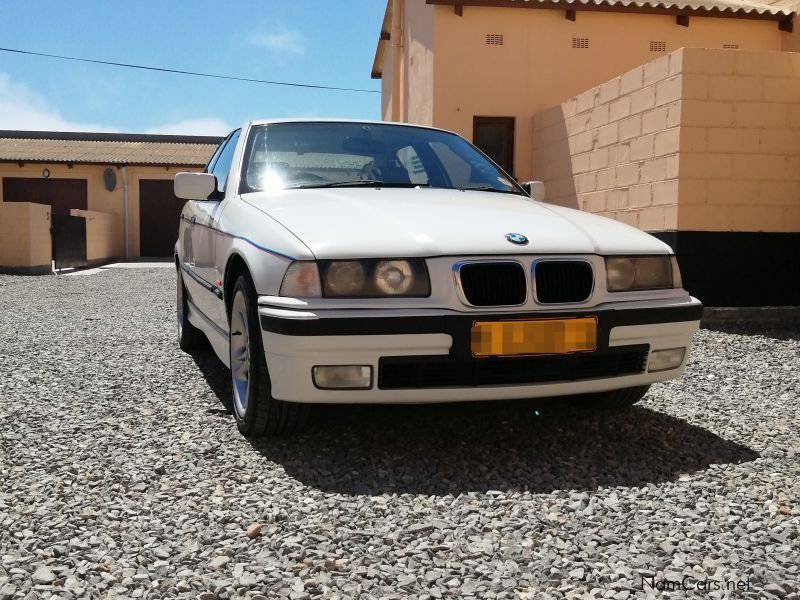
176,267,206,351
229,273,309,437
570,385,650,410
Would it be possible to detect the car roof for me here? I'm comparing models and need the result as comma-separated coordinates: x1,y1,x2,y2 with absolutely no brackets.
242,118,457,136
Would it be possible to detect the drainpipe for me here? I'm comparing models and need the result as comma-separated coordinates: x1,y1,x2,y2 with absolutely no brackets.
121,165,129,260
391,0,404,122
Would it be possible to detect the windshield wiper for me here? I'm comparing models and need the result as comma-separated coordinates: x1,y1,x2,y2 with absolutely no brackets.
293,180,430,189
459,186,521,195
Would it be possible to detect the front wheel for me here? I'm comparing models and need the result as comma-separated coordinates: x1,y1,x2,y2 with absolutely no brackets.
570,385,650,410
229,273,309,437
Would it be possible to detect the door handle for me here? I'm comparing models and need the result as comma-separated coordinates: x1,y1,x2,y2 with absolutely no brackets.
190,216,197,226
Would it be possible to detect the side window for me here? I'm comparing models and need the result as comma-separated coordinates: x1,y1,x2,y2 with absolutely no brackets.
204,138,227,174
210,129,241,193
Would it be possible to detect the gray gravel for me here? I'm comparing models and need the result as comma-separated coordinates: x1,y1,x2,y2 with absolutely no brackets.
1,267,798,599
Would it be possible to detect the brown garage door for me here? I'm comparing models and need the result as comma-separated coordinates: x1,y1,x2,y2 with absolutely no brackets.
2,177,87,215
139,179,186,257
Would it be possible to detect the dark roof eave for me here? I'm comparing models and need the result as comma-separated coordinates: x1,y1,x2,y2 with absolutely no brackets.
0,158,207,167
0,130,224,144
371,0,392,82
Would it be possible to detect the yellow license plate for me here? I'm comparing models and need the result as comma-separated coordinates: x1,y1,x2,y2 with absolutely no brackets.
471,317,598,357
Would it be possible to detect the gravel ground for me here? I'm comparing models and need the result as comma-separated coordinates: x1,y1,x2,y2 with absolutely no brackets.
1,267,798,600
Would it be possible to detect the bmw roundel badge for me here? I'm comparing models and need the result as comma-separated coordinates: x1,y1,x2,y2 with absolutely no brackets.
505,232,529,246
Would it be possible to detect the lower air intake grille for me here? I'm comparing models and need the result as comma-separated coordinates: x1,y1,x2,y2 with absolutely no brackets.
534,261,594,304
378,346,648,389
458,262,526,306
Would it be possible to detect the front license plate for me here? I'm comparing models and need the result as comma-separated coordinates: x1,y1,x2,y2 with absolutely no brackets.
471,317,598,357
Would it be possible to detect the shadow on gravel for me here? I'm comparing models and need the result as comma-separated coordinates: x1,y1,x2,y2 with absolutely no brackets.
189,349,759,496
255,401,758,496
190,349,233,409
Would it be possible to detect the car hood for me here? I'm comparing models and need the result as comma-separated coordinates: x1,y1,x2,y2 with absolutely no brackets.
242,188,671,259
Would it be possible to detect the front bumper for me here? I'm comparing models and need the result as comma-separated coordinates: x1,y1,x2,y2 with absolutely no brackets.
259,299,703,403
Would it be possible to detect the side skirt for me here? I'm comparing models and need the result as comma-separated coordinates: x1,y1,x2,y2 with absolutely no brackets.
187,297,231,368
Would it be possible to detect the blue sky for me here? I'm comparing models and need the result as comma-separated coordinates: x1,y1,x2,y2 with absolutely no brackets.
0,1,384,135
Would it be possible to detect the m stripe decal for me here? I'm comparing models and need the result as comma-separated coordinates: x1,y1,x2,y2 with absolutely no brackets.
181,216,296,261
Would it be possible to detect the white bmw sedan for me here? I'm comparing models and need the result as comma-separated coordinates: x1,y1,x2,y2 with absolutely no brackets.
174,119,702,438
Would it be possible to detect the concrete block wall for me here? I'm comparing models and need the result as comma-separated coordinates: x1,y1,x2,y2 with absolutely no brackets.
532,47,800,234
0,202,52,271
532,51,682,231
677,49,800,232
70,209,119,263
783,15,800,53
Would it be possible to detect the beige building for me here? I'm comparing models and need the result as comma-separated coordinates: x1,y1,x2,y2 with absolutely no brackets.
372,0,800,306
0,131,218,273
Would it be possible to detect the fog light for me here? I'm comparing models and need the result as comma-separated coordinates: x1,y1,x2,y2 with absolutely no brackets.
312,365,372,389
648,348,686,372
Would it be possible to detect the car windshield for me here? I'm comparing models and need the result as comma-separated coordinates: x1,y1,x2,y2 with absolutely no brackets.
239,122,523,195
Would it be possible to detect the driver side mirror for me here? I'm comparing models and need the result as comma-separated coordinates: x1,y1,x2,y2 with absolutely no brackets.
174,172,221,201
521,180,546,202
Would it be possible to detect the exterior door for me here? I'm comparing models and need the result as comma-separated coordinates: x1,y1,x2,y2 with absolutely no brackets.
52,214,87,269
3,177,87,215
139,180,186,257
473,117,515,177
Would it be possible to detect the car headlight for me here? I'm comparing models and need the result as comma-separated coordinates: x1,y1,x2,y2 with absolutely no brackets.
374,260,414,295
606,256,680,292
280,259,430,298
325,261,366,296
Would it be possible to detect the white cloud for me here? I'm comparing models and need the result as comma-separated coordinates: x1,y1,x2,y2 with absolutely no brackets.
247,29,306,55
145,117,231,136
0,72,114,132
0,72,230,136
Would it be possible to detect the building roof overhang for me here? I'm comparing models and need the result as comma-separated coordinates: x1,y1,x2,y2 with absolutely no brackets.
425,0,794,22
0,130,222,167
372,1,393,79
371,0,796,78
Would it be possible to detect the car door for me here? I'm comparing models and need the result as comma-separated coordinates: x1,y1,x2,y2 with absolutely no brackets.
191,129,241,330
180,147,218,322
180,133,228,325
180,136,226,269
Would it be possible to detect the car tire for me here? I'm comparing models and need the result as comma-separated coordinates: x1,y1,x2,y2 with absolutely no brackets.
228,273,309,437
177,267,207,351
570,385,650,410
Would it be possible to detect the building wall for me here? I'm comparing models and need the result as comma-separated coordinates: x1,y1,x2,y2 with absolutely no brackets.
784,29,800,52
532,48,800,232
676,48,800,232
533,52,682,231
392,3,784,179
781,0,800,52
404,1,435,125
382,46,395,121
532,50,682,231
531,47,800,305
0,163,199,259
70,209,118,262
0,202,51,271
